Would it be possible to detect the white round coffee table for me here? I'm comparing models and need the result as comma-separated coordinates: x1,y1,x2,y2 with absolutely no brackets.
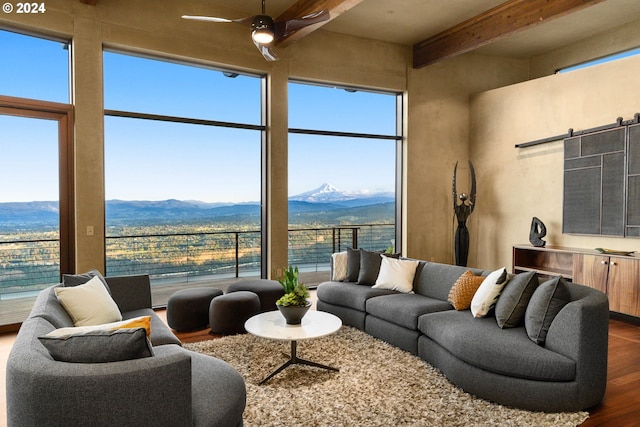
244,310,342,384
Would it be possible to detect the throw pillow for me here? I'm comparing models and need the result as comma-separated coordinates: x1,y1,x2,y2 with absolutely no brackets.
331,251,348,281
525,276,570,345
39,327,153,363
495,271,539,328
358,249,384,285
346,247,361,282
54,276,122,326
470,267,509,318
372,257,419,293
62,269,111,294
448,270,485,310
43,315,152,338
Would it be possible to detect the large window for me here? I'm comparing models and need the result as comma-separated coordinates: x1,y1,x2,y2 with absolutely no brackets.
103,51,264,305
0,29,72,327
287,81,401,272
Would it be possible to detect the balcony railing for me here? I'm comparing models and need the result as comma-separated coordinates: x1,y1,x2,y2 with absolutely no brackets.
0,223,395,298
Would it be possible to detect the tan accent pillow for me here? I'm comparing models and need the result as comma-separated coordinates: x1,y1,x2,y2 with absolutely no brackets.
43,315,152,338
54,276,122,326
448,270,485,310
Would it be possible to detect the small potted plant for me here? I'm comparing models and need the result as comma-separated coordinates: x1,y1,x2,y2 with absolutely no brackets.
275,266,311,325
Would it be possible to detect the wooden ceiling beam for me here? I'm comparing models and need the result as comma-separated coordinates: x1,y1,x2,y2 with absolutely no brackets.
274,0,365,47
413,0,606,69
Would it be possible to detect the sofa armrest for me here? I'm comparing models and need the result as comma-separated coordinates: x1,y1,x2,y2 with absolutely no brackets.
545,285,609,408
7,343,192,426
106,274,153,312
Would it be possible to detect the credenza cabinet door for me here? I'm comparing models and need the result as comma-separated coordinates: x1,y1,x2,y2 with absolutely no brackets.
573,254,609,294
607,257,640,317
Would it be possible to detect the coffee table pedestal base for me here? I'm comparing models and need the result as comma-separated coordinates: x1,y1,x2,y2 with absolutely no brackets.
259,340,339,385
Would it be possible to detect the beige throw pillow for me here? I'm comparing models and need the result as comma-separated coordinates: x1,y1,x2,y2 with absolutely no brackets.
55,276,122,326
372,256,419,293
331,251,348,281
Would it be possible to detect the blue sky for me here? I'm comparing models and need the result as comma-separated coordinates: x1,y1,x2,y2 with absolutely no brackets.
1,29,397,203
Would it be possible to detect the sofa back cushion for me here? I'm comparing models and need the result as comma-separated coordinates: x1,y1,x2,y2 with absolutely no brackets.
414,262,485,301
28,286,75,329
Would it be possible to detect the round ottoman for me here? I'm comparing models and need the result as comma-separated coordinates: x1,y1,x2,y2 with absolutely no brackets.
166,287,223,332
227,279,285,312
209,291,261,335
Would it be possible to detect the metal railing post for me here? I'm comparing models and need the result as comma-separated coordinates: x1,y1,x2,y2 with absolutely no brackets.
235,232,240,278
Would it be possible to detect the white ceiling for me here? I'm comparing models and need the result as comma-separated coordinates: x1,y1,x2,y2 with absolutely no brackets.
203,0,640,58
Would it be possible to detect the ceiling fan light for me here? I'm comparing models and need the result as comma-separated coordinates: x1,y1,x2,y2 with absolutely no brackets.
251,15,275,44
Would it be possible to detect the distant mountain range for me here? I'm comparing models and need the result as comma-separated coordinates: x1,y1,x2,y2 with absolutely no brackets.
0,183,395,228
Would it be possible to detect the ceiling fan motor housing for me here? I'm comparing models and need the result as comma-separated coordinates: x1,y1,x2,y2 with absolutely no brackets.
252,15,274,33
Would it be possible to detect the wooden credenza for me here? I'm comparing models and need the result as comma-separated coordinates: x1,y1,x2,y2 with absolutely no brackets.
513,245,640,317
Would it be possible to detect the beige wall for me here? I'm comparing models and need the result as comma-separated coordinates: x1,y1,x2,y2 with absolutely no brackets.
0,0,406,276
470,54,640,271
406,53,530,264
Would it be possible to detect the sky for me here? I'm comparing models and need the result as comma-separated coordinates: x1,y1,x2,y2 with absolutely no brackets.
0,28,398,203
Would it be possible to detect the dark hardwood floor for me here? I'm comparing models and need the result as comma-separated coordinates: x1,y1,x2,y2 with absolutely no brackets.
3,303,639,426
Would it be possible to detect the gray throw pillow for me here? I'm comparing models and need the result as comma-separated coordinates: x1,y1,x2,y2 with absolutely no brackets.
62,269,111,294
495,271,539,328
346,247,361,282
357,249,384,285
524,276,570,345
39,327,153,363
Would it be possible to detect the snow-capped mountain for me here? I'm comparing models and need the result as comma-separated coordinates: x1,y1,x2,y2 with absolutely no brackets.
289,183,393,204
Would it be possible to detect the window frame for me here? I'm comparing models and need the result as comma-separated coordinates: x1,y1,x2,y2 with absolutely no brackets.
287,79,404,252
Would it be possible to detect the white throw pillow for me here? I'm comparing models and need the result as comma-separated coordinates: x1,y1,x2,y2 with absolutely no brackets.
55,276,122,326
470,267,510,318
372,256,419,293
331,251,348,281
43,315,151,338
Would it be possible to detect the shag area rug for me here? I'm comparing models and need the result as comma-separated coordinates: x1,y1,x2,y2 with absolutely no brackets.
185,326,589,427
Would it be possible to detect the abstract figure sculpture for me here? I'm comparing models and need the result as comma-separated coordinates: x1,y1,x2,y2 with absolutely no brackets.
529,217,547,247
452,161,476,267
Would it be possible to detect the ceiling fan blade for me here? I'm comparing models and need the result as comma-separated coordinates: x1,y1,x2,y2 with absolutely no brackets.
253,40,279,62
181,15,254,27
275,9,330,38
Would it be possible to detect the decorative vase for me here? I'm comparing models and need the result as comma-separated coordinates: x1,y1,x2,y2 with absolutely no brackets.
277,301,311,325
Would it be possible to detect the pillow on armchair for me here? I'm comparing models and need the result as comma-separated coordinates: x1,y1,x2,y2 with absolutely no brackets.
55,276,122,326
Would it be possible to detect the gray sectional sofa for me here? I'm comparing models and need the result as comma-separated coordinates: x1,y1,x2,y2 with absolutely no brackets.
6,274,246,427
317,254,609,412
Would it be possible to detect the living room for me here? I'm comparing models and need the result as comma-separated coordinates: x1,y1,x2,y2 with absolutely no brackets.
2,0,640,425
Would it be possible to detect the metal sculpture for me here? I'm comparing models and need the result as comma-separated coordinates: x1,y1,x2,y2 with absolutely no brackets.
452,161,476,266
529,217,547,247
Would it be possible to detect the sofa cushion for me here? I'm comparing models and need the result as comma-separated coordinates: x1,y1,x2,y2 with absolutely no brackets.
63,269,111,294
525,276,570,345
316,281,397,311
331,251,348,281
372,257,420,293
358,249,384,285
495,271,539,328
38,327,154,363
418,310,576,381
346,247,361,282
43,315,152,338
414,262,484,301
447,270,485,310
28,286,75,328
366,293,452,330
54,276,122,326
124,308,182,347
470,267,509,318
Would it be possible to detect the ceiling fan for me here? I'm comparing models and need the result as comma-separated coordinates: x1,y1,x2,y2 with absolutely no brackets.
182,0,330,61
